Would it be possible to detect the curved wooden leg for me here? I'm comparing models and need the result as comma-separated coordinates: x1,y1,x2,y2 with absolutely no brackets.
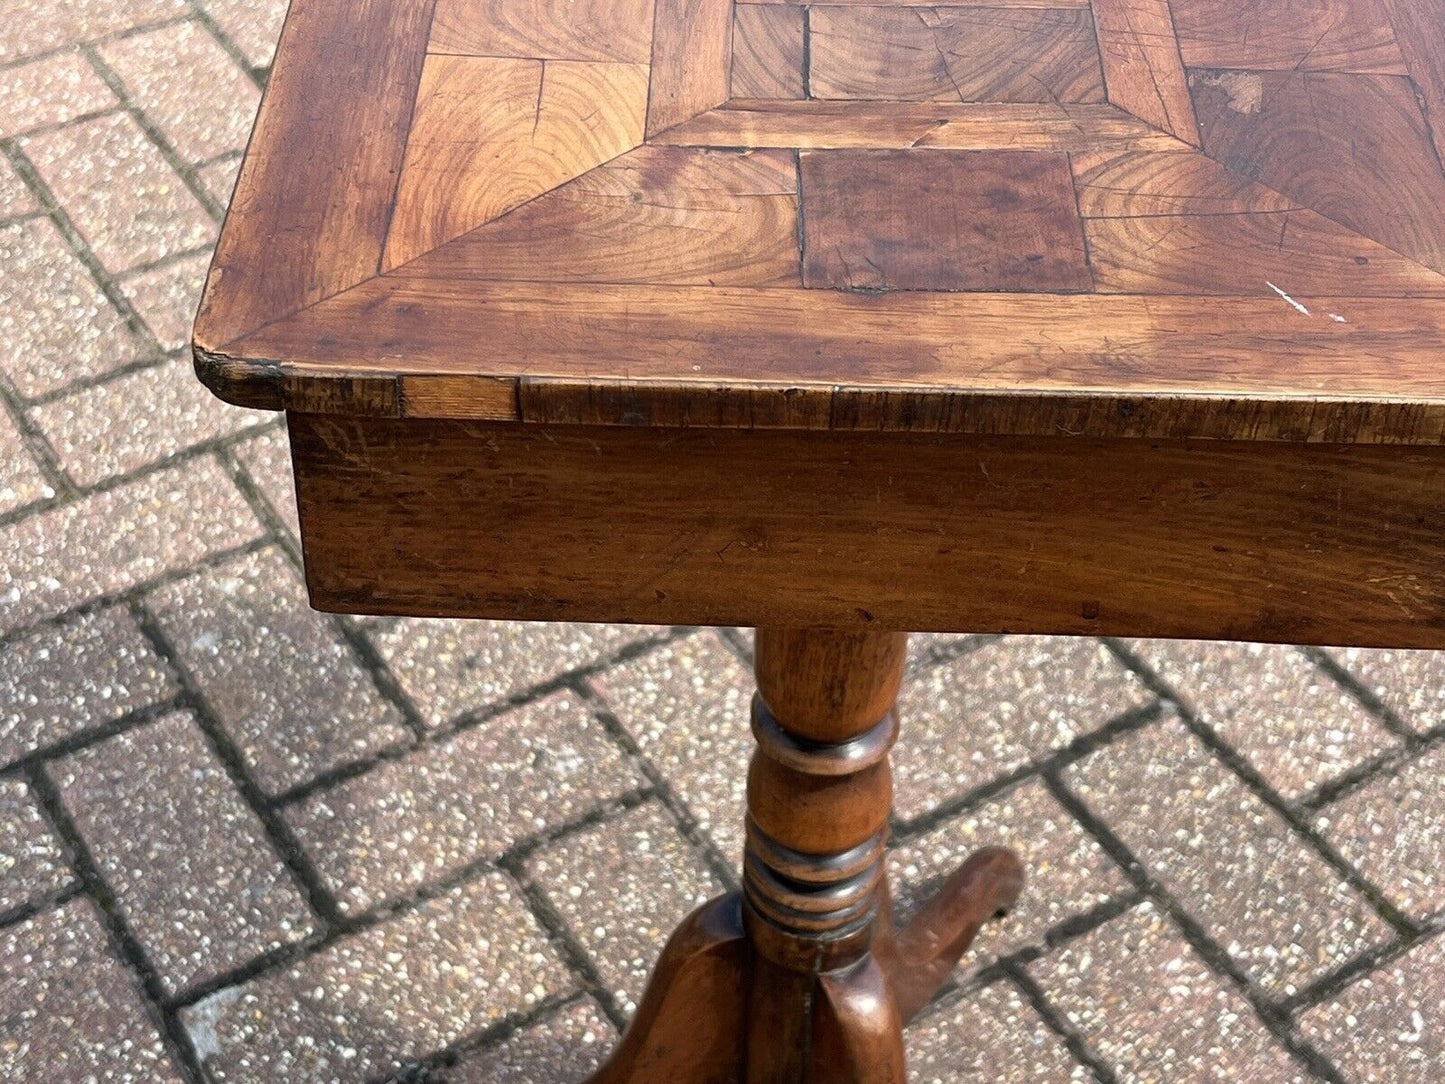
874,847,1025,1024
583,893,748,1084
811,956,907,1084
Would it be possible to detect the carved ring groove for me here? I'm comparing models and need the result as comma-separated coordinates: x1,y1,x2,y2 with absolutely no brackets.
750,697,898,776
743,819,887,939
745,816,886,885
744,880,880,937
743,853,881,915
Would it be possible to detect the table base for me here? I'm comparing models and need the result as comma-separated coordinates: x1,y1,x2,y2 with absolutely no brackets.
585,629,1023,1083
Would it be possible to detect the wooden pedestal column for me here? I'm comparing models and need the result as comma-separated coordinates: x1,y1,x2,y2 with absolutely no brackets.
744,629,909,1082
585,630,1023,1084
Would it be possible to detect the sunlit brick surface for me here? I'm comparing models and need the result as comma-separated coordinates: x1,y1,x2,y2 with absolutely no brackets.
1299,933,1445,1082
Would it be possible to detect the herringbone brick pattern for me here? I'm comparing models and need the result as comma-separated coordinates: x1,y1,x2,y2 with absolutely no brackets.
1,5,1444,1081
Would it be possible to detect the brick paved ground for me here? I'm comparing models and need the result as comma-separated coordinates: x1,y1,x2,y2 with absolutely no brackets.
2,6,1445,1082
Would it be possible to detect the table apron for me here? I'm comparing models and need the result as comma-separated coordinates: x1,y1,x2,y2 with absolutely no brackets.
287,413,1445,649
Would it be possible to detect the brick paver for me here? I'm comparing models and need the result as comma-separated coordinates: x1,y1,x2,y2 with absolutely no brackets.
0,897,185,1082
444,997,615,1083
287,690,643,916
0,51,116,138
119,250,212,351
199,0,289,69
22,111,215,273
1031,902,1308,1082
0,456,263,631
369,617,659,730
32,354,267,485
1127,639,1400,802
52,710,316,995
1315,744,1445,921
229,425,298,538
0,215,148,397
1325,646,1445,734
194,153,242,207
0,604,176,763
0,406,50,514
906,980,1089,1082
526,801,725,1014
891,636,1151,821
888,777,1130,972
1,7,1441,1082
181,872,571,1083
0,777,74,914
0,157,37,215
146,545,412,795
1065,717,1392,997
1300,932,1445,1082
591,631,755,860
0,0,188,64
98,22,259,164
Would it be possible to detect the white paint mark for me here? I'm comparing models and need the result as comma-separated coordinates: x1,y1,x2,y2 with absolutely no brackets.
183,986,244,1060
1329,313,1348,322
1400,1010,1425,1043
1265,281,1311,315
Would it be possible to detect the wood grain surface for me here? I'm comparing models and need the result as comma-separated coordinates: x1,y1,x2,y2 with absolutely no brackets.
194,0,1445,445
656,100,1179,150
808,7,1106,102
383,55,647,267
800,149,1092,291
1383,0,1445,157
289,415,1445,647
195,0,435,345
399,146,800,285
1172,0,1406,73
646,0,732,134
1085,207,1445,295
429,0,654,61
212,279,1445,444
1070,145,1296,216
731,4,805,98
1193,70,1445,275
1090,0,1198,143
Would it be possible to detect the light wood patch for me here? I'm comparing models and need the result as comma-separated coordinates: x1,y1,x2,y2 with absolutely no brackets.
657,100,1183,150
399,146,801,285
428,0,654,61
384,55,647,268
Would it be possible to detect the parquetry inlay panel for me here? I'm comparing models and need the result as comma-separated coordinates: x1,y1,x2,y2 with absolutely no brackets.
363,0,1445,293
800,149,1092,291
195,0,1445,440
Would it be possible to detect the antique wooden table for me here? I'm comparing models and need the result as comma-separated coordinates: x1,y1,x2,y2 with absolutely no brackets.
195,0,1445,1078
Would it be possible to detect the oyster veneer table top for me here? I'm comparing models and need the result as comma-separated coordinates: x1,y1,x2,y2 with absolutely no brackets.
194,0,1445,446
